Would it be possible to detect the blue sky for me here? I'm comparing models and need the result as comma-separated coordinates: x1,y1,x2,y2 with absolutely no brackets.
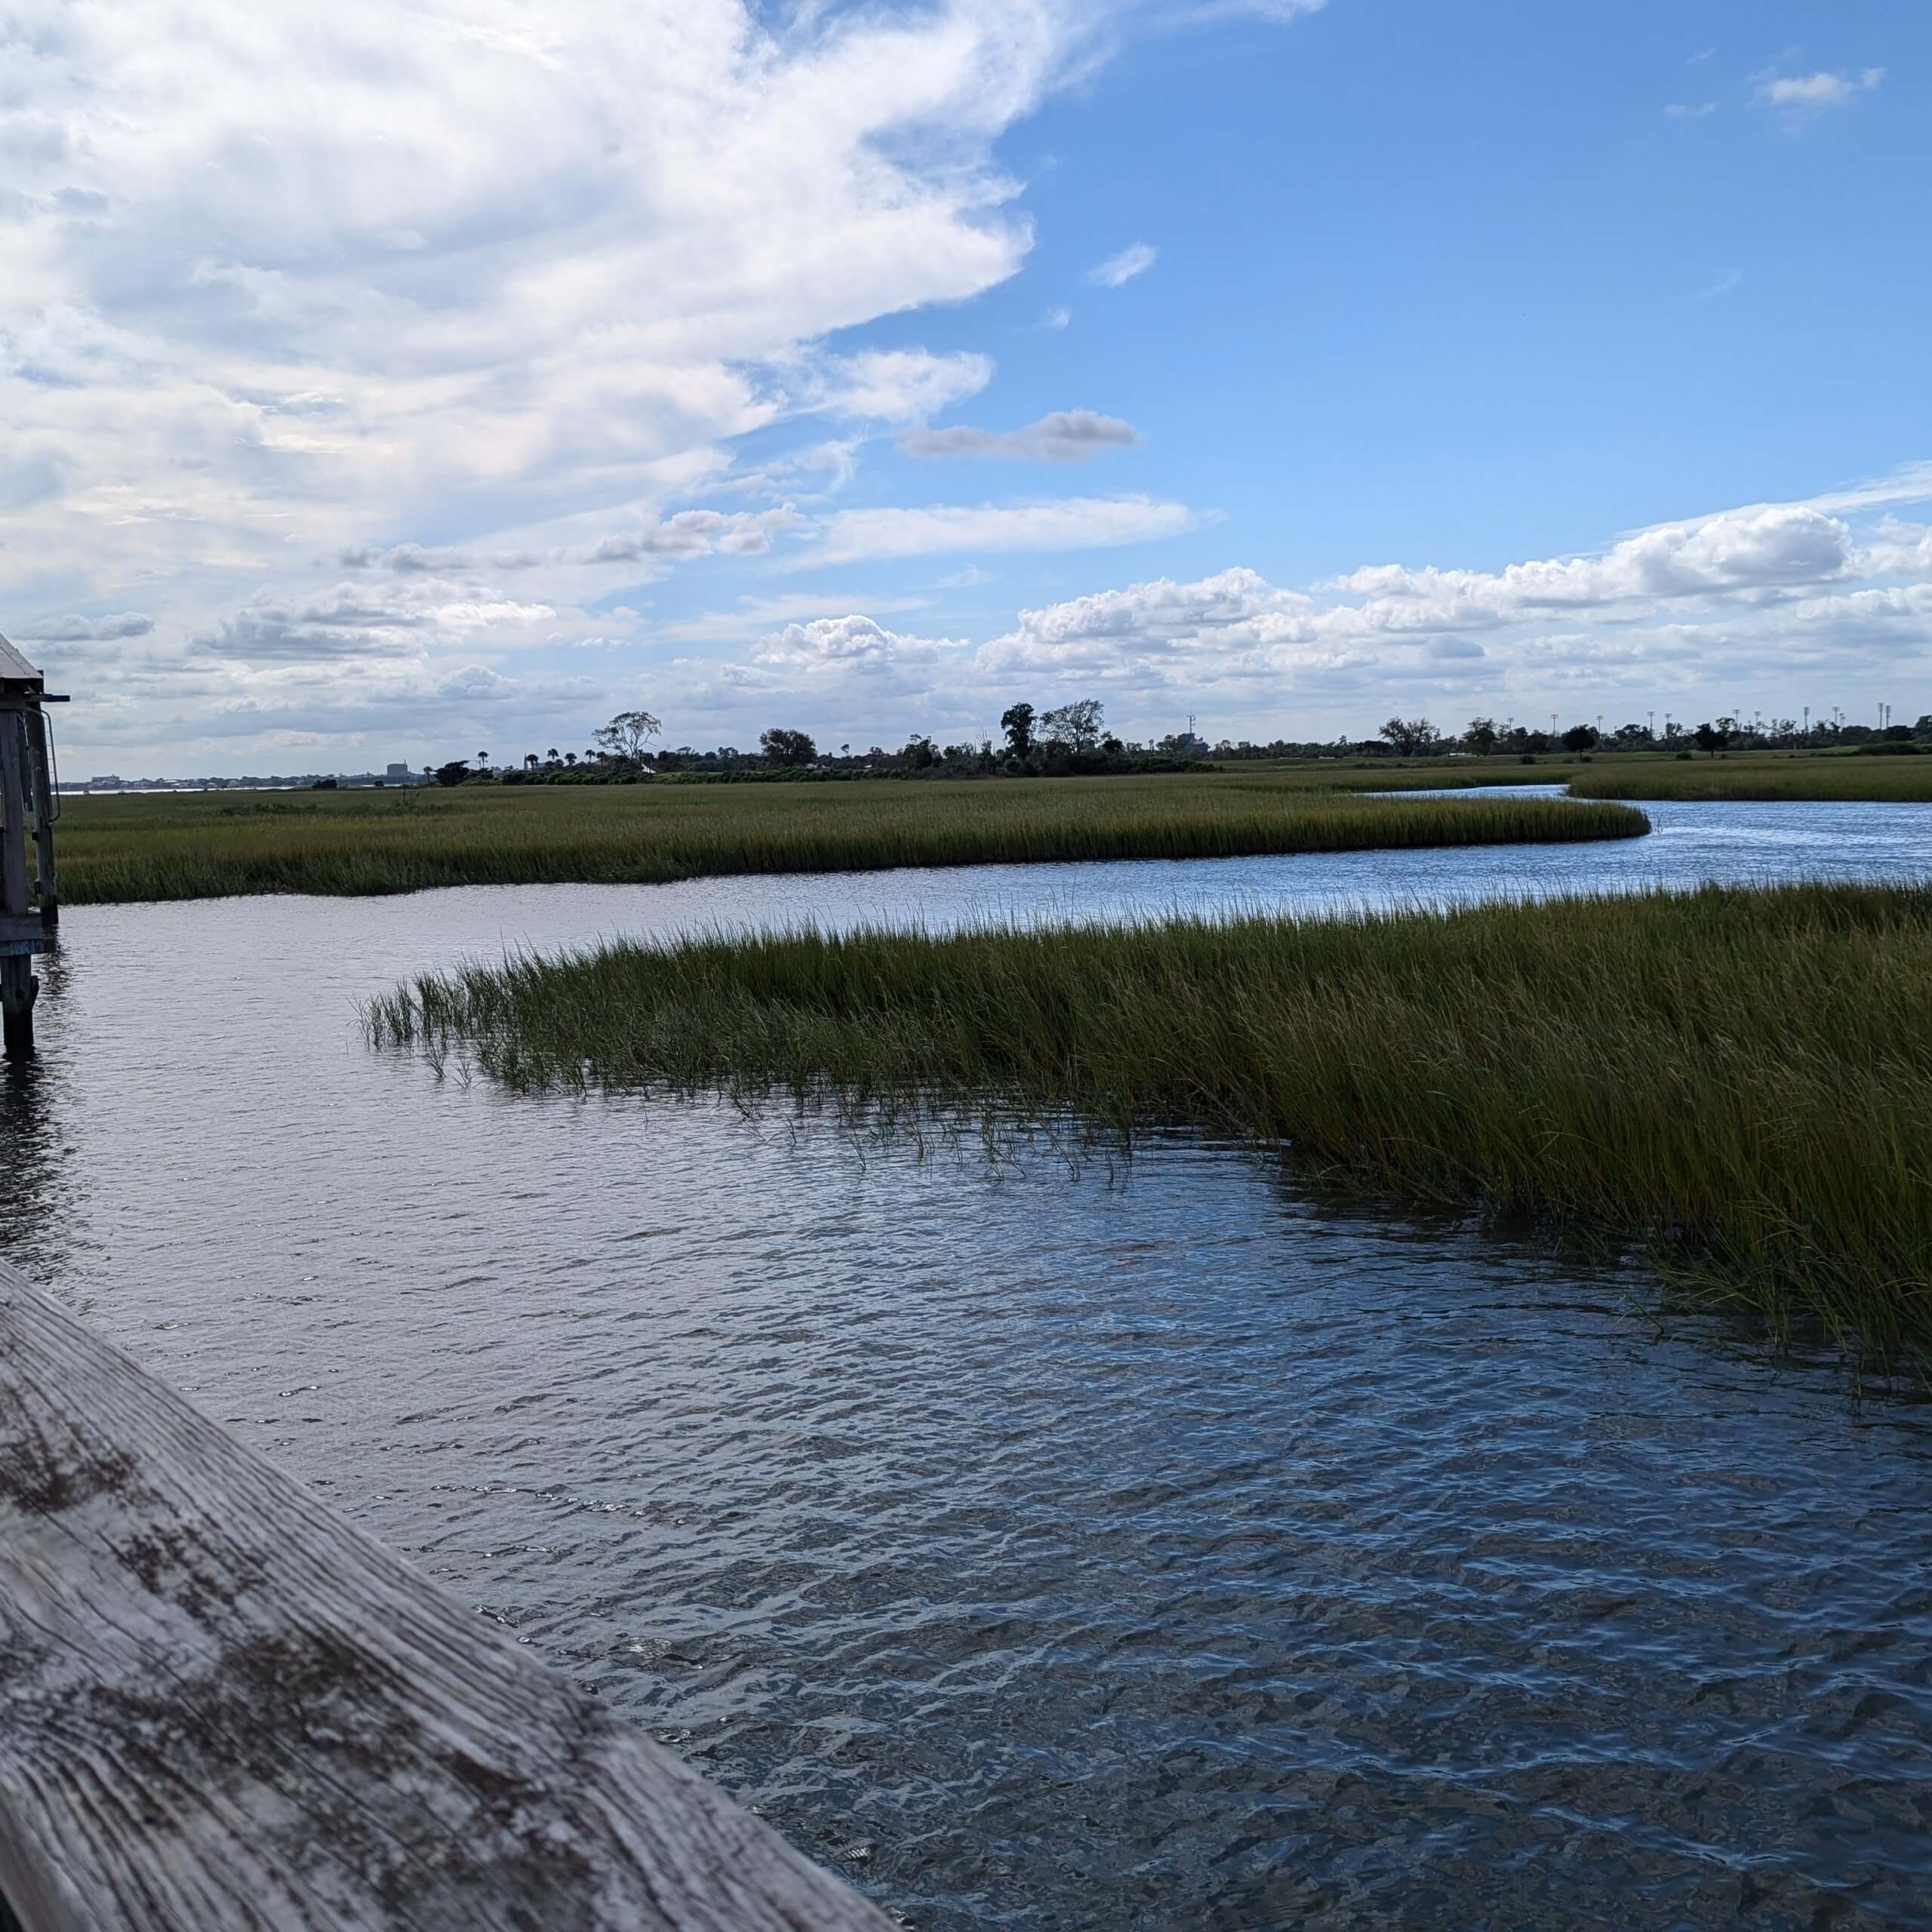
2,0,1927,772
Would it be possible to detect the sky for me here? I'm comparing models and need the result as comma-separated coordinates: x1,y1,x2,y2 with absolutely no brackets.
2,0,1927,775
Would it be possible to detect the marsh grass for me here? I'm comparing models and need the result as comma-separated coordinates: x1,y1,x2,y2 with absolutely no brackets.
52,776,1644,905
368,881,1932,1365
1569,757,1932,803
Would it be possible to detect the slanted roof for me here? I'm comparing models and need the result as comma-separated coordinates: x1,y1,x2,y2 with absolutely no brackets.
0,632,43,691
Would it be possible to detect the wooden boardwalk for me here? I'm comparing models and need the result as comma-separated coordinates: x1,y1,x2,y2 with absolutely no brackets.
0,1260,892,1930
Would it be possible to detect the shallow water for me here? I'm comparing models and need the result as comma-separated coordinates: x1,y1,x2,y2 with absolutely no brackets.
5,795,1932,1927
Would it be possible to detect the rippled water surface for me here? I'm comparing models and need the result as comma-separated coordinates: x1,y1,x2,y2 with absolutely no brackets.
5,795,1932,1928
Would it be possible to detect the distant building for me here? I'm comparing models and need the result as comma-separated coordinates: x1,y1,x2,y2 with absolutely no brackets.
385,761,413,780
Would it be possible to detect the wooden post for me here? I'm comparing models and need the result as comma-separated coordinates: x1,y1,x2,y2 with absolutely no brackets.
0,711,35,1060
25,708,57,929
0,1260,894,1931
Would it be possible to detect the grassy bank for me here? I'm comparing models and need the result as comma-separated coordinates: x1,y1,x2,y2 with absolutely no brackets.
51,777,1644,905
368,881,1932,1364
1568,756,1932,803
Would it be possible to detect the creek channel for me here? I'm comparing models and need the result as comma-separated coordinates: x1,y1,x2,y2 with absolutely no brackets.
4,789,1930,1928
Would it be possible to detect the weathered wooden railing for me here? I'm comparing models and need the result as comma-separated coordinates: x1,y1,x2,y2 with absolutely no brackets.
0,1260,891,1930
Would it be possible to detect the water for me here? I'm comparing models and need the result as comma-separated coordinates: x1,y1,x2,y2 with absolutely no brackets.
4,795,1931,1928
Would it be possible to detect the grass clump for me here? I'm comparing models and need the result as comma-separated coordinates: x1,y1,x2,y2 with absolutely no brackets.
369,881,1932,1366
52,777,1645,906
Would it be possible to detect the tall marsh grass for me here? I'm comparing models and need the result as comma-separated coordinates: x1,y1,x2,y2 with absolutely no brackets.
369,882,1932,1364
1570,758,1932,803
54,777,1644,904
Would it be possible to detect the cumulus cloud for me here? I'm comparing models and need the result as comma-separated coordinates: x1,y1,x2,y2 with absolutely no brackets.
804,494,1199,567
2,0,1329,768
1088,242,1157,288
12,612,154,642
902,410,1140,460
975,490,1928,711
980,568,1318,675
1321,503,1856,623
1863,521,1932,579
753,614,961,672
195,581,552,664
659,592,934,642
1755,67,1884,120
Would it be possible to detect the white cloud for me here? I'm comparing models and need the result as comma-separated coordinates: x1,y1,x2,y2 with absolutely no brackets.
1088,242,1157,288
195,580,553,664
903,410,1140,460
1755,67,1884,120
1665,101,1717,120
1321,503,1857,622
753,614,962,672
1038,305,1072,330
980,568,1316,675
971,486,1930,715
1862,521,1932,579
659,592,934,643
804,494,1200,567
2,0,1331,768
11,612,154,642
804,349,995,424
571,507,807,564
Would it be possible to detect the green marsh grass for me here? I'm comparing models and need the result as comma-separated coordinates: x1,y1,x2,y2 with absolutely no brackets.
1569,755,1932,803
52,776,1644,905
368,881,1932,1364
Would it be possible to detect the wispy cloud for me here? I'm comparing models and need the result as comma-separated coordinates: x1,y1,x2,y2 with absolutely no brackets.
1755,66,1884,122
1088,242,1157,289
801,496,1201,568
1664,100,1717,120
1689,268,1743,302
903,411,1140,461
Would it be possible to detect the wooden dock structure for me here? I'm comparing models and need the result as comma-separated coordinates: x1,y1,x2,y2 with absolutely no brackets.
0,632,63,1060
0,1259,892,1930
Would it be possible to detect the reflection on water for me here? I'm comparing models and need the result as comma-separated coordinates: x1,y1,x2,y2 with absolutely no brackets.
4,797,1932,1927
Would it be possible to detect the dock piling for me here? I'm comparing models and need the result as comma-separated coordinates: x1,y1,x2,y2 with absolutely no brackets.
0,632,64,1058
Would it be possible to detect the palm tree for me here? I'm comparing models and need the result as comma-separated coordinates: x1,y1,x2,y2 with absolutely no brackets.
477,750,490,770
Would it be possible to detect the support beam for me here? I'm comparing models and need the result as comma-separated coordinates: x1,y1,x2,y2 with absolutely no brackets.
0,713,34,1060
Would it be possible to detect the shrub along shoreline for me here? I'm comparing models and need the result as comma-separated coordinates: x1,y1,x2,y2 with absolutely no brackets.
368,881,1932,1367
51,780,1644,906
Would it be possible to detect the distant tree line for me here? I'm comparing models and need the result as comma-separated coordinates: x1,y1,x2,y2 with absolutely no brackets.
430,703,1932,787
1216,711,1932,762
439,697,1212,786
